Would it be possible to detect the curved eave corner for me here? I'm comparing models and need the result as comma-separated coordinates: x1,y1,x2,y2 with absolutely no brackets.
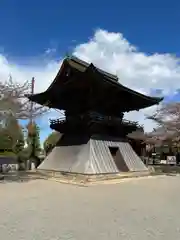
128,96,163,113
141,96,164,110
151,96,164,105
124,85,164,106
25,92,50,106
135,95,164,109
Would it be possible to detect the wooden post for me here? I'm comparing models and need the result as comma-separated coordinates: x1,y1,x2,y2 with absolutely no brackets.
27,77,35,170
30,77,35,124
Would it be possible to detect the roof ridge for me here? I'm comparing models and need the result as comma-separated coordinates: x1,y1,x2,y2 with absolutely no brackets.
69,55,118,81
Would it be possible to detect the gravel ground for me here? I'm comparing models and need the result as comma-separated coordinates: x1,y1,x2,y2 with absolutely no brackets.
0,175,180,240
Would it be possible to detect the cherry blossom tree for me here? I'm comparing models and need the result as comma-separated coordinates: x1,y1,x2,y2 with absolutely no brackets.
147,102,180,144
0,76,48,169
0,76,48,121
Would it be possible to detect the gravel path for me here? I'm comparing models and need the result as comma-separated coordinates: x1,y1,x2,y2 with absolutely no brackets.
0,175,180,240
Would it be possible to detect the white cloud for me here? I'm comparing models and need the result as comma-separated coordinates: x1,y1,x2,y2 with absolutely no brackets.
73,29,180,131
0,54,60,92
74,29,180,96
1,29,180,132
45,48,56,55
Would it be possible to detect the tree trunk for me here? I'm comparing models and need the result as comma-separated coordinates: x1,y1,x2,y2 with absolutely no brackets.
26,159,32,170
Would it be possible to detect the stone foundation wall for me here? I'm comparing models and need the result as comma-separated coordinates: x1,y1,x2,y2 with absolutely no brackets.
35,169,149,183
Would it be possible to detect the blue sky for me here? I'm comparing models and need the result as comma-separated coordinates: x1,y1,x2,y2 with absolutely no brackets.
1,0,180,56
0,0,180,142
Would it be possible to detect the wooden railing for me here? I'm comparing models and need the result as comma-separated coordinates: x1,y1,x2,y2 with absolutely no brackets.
49,117,65,125
49,112,142,128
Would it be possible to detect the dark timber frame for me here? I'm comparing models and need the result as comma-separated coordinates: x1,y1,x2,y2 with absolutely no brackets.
26,55,163,174
27,56,163,114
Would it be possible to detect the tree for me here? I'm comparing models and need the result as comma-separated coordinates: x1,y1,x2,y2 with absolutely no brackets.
0,76,48,120
26,122,41,155
5,115,25,150
0,76,48,149
0,129,13,151
0,114,26,171
43,131,61,155
13,127,25,154
26,122,41,168
0,114,25,151
0,76,49,169
128,102,180,146
147,102,180,144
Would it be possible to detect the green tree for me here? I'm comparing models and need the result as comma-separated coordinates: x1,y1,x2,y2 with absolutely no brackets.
13,129,25,154
43,131,61,154
5,115,25,152
0,115,25,152
25,122,41,169
26,122,41,157
0,128,13,151
0,115,25,170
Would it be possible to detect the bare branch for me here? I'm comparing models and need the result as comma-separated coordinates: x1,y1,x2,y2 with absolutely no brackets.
0,77,49,120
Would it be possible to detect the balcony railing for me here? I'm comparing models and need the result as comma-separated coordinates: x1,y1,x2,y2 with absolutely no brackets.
49,113,141,128
49,117,65,125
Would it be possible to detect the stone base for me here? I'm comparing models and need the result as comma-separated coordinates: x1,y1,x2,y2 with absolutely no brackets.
30,169,150,185
38,135,148,174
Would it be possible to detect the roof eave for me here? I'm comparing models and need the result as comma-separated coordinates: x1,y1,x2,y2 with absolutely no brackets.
86,63,164,107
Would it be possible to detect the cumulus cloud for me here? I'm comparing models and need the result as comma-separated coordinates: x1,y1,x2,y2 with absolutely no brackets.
1,29,180,133
0,54,60,92
73,29,180,131
74,29,180,96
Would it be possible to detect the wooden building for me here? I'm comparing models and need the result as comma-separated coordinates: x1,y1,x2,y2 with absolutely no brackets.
26,56,163,174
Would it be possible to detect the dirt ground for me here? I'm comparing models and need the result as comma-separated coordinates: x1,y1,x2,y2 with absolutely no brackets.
0,175,180,240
